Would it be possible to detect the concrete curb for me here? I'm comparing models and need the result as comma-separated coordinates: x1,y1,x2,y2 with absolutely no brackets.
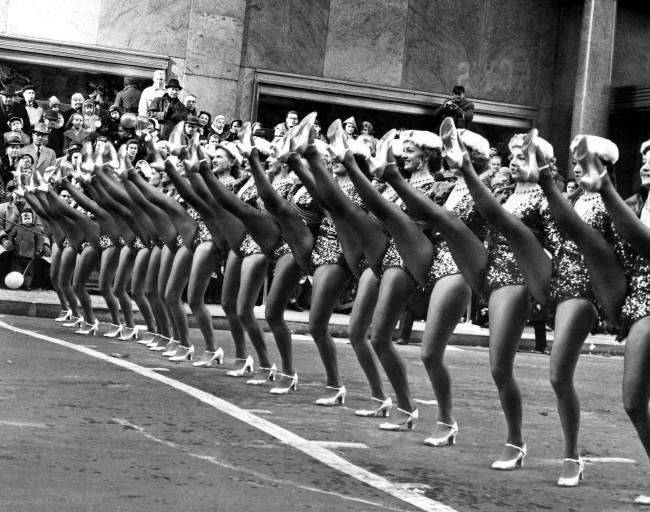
0,290,625,356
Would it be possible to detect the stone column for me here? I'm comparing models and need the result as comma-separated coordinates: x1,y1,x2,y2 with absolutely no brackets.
570,0,617,138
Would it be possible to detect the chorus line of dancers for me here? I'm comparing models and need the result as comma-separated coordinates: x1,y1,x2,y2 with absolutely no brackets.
14,113,650,503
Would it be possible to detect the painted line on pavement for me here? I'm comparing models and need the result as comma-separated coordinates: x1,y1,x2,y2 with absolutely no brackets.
0,420,49,428
312,441,369,449
1,321,457,512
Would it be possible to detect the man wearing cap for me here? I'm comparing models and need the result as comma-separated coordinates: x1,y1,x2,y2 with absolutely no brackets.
20,84,43,130
99,105,122,146
183,94,198,117
210,114,229,142
43,109,65,156
113,77,141,114
138,69,166,117
147,78,188,140
6,89,30,135
22,123,56,174
0,133,23,185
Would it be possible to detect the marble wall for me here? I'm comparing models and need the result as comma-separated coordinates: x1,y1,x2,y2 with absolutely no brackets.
612,4,650,88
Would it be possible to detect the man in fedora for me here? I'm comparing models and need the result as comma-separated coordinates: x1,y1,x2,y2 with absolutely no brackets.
147,78,188,140
22,123,56,174
43,108,65,156
20,84,43,131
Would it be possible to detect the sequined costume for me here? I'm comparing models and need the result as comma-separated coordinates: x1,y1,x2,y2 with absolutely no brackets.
378,175,438,278
618,194,650,337
98,233,113,250
310,180,365,275
484,182,560,293
238,176,295,258
424,178,489,288
187,205,212,248
547,192,620,311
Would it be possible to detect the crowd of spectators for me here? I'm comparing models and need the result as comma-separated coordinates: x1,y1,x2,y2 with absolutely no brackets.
0,71,571,330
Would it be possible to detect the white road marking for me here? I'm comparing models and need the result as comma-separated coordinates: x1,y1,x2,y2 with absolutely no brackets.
415,399,438,406
112,418,405,512
2,321,457,512
245,409,273,414
540,457,636,464
147,367,170,372
0,420,49,428
311,441,368,449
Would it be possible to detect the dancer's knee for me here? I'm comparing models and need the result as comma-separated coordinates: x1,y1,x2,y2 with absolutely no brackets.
490,363,514,388
624,389,649,423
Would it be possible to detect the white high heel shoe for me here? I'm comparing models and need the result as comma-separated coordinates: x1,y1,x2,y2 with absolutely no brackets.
246,363,277,385
54,309,72,322
315,385,346,406
161,340,180,356
634,495,650,506
169,345,194,362
424,421,458,447
119,326,139,341
226,355,254,377
76,318,99,336
269,372,299,394
379,408,418,431
354,396,392,418
103,323,124,338
491,443,527,470
557,457,584,487
192,347,224,367
137,333,157,345
63,316,84,328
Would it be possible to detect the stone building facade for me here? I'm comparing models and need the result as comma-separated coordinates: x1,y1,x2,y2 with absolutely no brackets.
0,0,648,191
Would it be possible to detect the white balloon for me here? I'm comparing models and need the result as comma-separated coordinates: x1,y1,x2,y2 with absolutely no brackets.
5,271,24,289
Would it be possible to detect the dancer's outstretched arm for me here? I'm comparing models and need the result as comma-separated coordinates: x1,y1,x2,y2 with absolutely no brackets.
536,152,626,323
381,165,488,294
599,174,650,262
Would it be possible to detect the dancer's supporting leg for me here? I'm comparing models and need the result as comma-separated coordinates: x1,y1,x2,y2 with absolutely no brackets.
130,246,156,338
113,245,136,330
264,253,302,377
50,243,69,313
221,250,247,360
144,245,171,340
98,245,121,326
72,245,99,330
237,254,272,368
164,245,194,349
150,245,176,350
188,242,222,364
58,245,81,319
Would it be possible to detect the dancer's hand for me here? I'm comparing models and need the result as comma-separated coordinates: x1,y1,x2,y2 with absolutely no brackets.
326,119,348,162
367,128,397,179
440,117,466,170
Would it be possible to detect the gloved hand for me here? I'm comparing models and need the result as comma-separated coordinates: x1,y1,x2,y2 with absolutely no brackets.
1,238,15,252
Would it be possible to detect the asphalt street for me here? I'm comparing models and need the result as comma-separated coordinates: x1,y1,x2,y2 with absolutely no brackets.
0,314,646,512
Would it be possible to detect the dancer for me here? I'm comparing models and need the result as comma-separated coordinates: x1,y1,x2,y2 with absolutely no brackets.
441,118,560,468
525,131,626,486
573,135,650,503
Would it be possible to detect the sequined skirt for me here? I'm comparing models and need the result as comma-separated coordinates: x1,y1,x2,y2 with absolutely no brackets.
99,234,113,250
239,233,263,257
620,271,650,339
485,243,526,293
192,220,212,248
309,231,348,274
548,250,595,307
424,241,460,289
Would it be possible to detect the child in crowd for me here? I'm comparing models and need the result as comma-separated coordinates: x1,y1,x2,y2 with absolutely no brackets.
8,208,45,291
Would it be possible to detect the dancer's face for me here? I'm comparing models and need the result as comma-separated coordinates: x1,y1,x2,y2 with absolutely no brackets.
213,148,232,174
640,151,650,188
332,162,346,176
402,141,423,173
509,147,527,181
572,160,584,181
150,169,161,187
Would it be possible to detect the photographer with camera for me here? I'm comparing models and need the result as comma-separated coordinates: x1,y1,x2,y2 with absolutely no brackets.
433,85,474,129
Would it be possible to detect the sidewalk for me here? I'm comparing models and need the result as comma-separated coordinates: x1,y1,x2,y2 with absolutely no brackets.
0,289,625,356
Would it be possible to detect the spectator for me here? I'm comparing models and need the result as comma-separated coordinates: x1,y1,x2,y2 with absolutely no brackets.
99,105,122,146
4,116,30,146
63,93,84,124
147,78,187,140
0,132,24,185
342,117,357,139
48,96,61,113
63,113,90,154
359,120,377,154
20,84,43,131
197,110,211,138
313,120,327,143
273,110,299,140
22,123,56,174
138,69,166,116
488,154,502,174
113,77,141,114
225,118,242,142
7,89,30,135
564,179,578,198
7,207,46,290
210,114,229,142
88,81,111,111
433,85,474,129
0,87,14,132
81,99,101,132
183,94,198,116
